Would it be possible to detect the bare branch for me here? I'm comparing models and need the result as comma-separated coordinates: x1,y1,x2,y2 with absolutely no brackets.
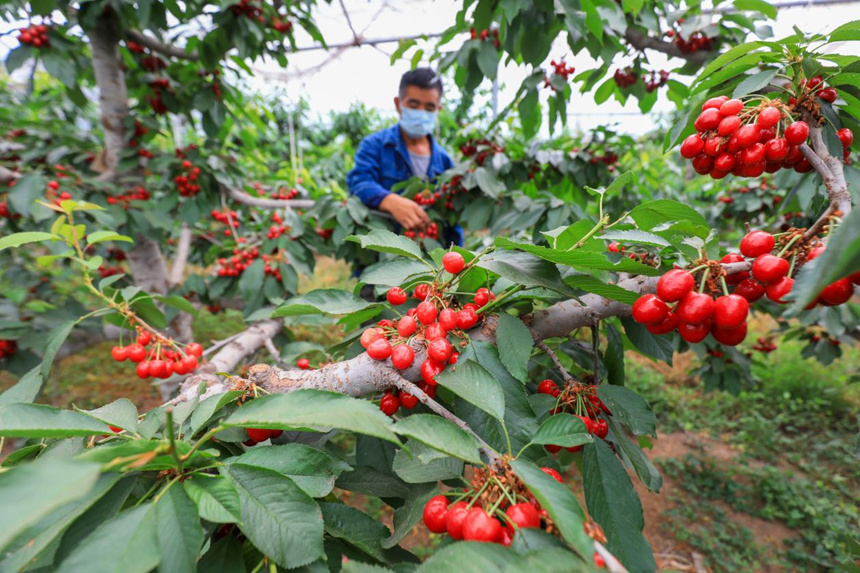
226,187,316,210
169,224,193,287
127,29,199,61
535,340,574,383
799,120,852,239
126,236,170,295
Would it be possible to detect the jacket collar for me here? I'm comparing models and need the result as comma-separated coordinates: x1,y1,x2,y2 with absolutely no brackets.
383,123,439,168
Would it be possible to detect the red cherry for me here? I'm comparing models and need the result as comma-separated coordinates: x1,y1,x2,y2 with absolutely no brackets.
424,323,447,341
416,301,438,324
806,76,823,90
752,254,789,285
545,444,562,453
136,361,151,379
297,358,310,369
714,153,736,172
713,295,749,328
717,115,741,136
678,320,712,343
713,322,748,346
735,124,761,148
414,284,430,300
656,269,695,302
360,327,384,349
719,98,743,116
269,430,283,439
391,344,415,370
757,107,781,128
500,528,513,547
421,359,445,386
694,108,722,131
474,288,493,307
818,87,838,103
180,355,198,373
849,270,860,285
445,501,470,540
462,508,501,543
449,351,459,365
438,308,458,331
379,393,400,416
505,503,541,531
400,392,419,409
676,291,715,324
631,294,669,325
148,359,167,379
764,138,789,162
367,338,392,360
537,379,558,395
647,311,679,335
386,287,408,306
765,276,794,303
456,308,479,330
540,467,563,482
442,252,466,274
703,138,725,157
427,337,452,363
111,345,129,362
692,154,713,174
785,122,809,145
398,316,417,337
423,495,449,533
739,142,765,165
680,134,705,158
245,428,271,442
818,278,853,306
108,425,122,433
734,278,766,302
759,127,776,143
186,342,204,358
720,253,749,285
837,128,853,148
702,96,729,111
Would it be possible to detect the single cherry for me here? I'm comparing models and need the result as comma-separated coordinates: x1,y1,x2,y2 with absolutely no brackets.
445,501,470,540
740,230,775,258
423,495,449,533
366,338,392,361
713,294,749,329
765,276,794,304
631,294,669,325
386,287,407,306
657,269,695,302
676,291,715,324
752,254,789,285
442,252,465,274
379,392,400,415
462,508,502,543
391,344,415,370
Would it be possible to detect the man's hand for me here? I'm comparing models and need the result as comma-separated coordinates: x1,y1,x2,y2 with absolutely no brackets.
379,193,430,231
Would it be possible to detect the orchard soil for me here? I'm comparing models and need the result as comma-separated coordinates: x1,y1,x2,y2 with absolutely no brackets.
1,257,857,572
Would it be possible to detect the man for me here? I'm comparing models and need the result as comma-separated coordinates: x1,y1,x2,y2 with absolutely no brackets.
347,68,460,244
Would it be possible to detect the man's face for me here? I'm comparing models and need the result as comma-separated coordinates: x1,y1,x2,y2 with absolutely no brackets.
395,85,441,116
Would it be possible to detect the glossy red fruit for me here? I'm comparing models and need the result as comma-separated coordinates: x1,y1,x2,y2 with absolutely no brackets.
296,358,310,370
785,121,809,145
739,142,765,165
360,327,384,349
714,295,749,328
398,316,417,337
505,503,541,531
499,528,514,547
442,252,465,274
712,323,748,346
719,98,743,116
631,294,669,325
541,467,563,482
127,343,147,363
714,153,735,171
691,154,713,174
680,134,705,158
457,308,479,330
702,95,729,110
849,270,860,285
759,127,776,143
592,418,609,439
741,161,766,177
740,231,775,258
678,320,712,343
136,361,151,379
180,355,198,373
423,495,449,533
537,379,558,395
764,138,789,162
414,284,430,300
819,278,853,306
765,276,794,303
736,124,761,148
391,344,415,370
720,253,749,285
449,352,459,365
545,444,562,453
752,254,789,285
269,430,283,439
424,323,446,341
734,278,766,302
416,301,438,324
108,426,122,433
137,331,152,346
717,115,740,136
818,87,838,103
111,345,129,362
694,108,722,131
462,508,502,543
676,291,715,324
400,392,419,409
437,308,458,331
421,359,445,386
427,337,452,363
245,428,271,442
445,501,470,540
367,338,392,360
783,145,803,165
387,287,407,306
837,128,853,148
757,106,781,128
149,359,167,379
474,287,493,307
186,342,204,357
647,311,679,335
657,269,695,302
379,393,400,415
806,76,823,90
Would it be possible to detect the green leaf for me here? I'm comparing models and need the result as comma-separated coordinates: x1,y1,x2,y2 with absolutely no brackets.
221,464,325,569
788,207,860,312
55,504,161,573
196,537,245,573
238,259,265,301
0,458,102,553
733,0,777,18
476,41,499,79
0,403,112,437
154,295,199,317
320,502,416,565
494,238,659,276
474,167,504,198
509,458,593,558
384,482,436,549
531,413,593,448
627,199,709,235
476,250,576,296
597,385,656,437
0,366,43,407
272,289,382,318
0,232,58,252
563,276,641,305
496,313,533,383
41,319,77,379
359,259,430,287
155,485,204,573
346,229,426,261
223,390,399,445
188,391,244,435
598,230,670,248
435,359,506,422
621,316,675,365
394,414,482,464
231,444,342,498
392,441,464,483
732,69,778,97
183,475,241,524
604,323,625,386
85,231,133,245
416,542,509,571
583,441,655,573
82,398,138,431
605,417,662,492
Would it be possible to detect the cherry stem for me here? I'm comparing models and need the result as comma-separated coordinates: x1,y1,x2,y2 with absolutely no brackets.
789,253,798,276
720,276,730,297
777,234,803,257
476,284,525,315
698,268,711,293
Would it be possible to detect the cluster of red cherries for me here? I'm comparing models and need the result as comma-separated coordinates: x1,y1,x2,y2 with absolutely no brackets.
643,69,670,93
211,209,240,237
17,23,51,49
422,464,562,545
752,337,778,354
665,28,714,53
110,330,204,379
612,68,669,92
470,27,501,48
270,17,292,34
45,180,72,206
229,0,264,21
147,78,171,115
270,187,300,200
403,222,440,242
459,139,505,168
175,159,202,197
216,247,259,277
544,59,575,90
613,68,638,89
97,264,124,278
537,380,610,453
141,55,167,72
106,186,151,207
0,339,17,360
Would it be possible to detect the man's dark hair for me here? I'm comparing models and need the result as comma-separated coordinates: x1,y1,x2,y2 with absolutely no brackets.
399,68,443,98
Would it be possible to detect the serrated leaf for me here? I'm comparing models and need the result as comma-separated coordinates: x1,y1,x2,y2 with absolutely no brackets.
231,444,342,498
605,417,662,492
531,413,592,447
82,398,138,431
394,415,482,464
359,259,430,287
346,229,426,261
563,276,641,305
597,385,656,437
183,475,241,524
496,313,533,382
392,441,464,483
272,289,383,318
732,69,778,97
495,238,659,276
155,485,204,573
85,231,133,245
621,316,675,365
598,230,670,248
476,250,576,296
435,360,506,422
0,366,43,407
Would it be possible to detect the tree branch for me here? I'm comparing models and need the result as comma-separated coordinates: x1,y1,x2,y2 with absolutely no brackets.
799,120,852,240
127,29,199,60
169,224,193,287
535,340,574,383
623,28,710,66
127,236,171,295
226,187,316,210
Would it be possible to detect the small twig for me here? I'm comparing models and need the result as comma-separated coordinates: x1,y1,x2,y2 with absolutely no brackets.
594,541,629,573
226,187,315,210
535,340,574,383
803,204,836,241
127,29,199,60
391,375,500,465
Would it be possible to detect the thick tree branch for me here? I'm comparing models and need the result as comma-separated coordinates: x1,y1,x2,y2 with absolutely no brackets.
226,187,316,210
127,29,199,60
800,121,852,239
624,28,710,66
127,236,171,295
169,224,193,287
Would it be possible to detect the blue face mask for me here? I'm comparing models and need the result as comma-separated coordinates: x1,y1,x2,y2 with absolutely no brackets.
399,108,438,138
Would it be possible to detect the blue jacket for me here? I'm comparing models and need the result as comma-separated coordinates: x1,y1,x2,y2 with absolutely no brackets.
347,124,455,210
